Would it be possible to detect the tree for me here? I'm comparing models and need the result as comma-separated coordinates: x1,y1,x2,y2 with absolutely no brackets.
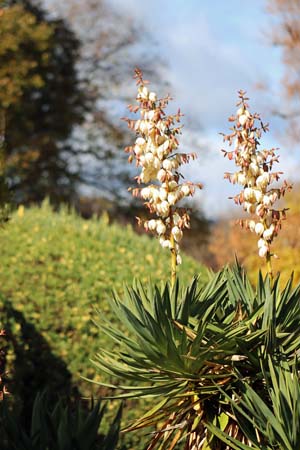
0,2,52,109
0,0,86,204
208,185,300,285
1,0,168,206
267,0,300,144
40,0,170,203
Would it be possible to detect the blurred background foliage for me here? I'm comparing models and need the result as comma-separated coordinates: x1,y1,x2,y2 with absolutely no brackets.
0,110,10,224
266,0,300,146
208,185,300,285
0,0,85,205
0,0,166,206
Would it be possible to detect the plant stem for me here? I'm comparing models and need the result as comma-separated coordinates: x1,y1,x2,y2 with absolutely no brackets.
266,251,273,284
170,234,177,289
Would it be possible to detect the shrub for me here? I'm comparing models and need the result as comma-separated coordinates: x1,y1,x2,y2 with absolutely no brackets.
0,390,122,450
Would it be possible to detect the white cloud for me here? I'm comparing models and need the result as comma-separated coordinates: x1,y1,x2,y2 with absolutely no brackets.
105,0,295,219
106,0,275,129
44,0,295,218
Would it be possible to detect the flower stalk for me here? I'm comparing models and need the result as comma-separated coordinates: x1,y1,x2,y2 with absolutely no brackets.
266,250,273,281
124,68,202,286
222,90,292,280
170,233,177,288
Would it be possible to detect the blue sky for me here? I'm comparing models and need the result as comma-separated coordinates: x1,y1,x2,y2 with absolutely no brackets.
108,0,283,125
44,0,298,218
108,0,298,218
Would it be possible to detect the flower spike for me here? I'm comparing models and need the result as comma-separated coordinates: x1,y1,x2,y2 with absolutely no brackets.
222,91,292,277
124,68,202,285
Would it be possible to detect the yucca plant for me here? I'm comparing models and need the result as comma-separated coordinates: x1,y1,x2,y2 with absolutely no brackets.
0,390,122,450
92,265,300,449
90,74,298,449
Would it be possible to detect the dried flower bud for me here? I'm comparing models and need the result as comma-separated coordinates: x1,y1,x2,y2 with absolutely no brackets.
149,92,157,102
248,220,256,232
148,219,157,231
258,245,269,258
181,184,190,196
160,238,172,249
156,221,166,235
158,188,168,201
157,169,167,182
141,187,151,199
168,192,178,206
238,114,248,126
263,225,275,241
162,159,173,171
254,190,263,203
255,222,264,236
176,254,182,265
172,226,183,242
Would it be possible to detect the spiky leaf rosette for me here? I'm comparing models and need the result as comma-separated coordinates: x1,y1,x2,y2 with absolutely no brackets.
91,267,300,449
208,358,300,450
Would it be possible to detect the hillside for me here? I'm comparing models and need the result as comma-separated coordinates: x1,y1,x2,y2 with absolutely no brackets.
0,201,207,447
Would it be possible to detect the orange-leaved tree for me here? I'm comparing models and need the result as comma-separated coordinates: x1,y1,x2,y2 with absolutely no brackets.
267,0,300,145
209,184,300,284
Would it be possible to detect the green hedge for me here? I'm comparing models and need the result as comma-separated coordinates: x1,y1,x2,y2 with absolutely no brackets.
0,201,206,448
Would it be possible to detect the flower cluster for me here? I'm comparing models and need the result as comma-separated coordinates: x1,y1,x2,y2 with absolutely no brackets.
124,68,202,265
222,90,292,258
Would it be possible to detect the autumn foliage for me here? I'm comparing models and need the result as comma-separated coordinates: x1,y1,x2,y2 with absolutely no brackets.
0,3,53,109
209,185,300,284
0,0,84,204
267,0,300,144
